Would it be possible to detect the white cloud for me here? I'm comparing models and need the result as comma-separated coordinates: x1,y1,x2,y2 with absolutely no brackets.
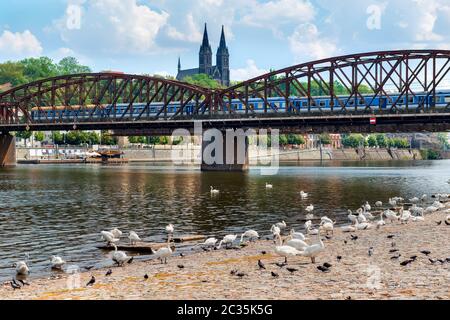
55,0,169,54
0,30,43,59
166,13,203,43
242,0,315,27
288,23,338,62
231,59,268,81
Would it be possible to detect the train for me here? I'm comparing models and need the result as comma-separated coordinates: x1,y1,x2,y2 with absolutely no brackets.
30,91,450,121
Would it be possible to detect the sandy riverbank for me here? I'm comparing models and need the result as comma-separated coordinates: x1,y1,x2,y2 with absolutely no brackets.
1,209,449,300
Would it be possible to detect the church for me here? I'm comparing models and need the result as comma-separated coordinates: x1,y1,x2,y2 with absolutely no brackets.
176,24,230,87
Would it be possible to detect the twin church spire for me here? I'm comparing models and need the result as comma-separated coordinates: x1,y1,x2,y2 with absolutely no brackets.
177,23,230,86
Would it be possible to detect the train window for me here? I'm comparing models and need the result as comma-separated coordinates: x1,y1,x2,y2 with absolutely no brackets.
398,98,405,104
319,101,325,107
311,101,316,107
302,101,308,107
445,96,450,103
348,100,354,106
408,97,414,103
359,99,365,105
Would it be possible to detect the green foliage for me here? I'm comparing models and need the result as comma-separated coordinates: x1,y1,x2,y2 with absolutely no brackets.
437,133,450,149
63,131,100,145
183,74,223,89
375,134,388,148
52,132,64,145
286,134,305,145
101,131,118,146
279,135,289,146
367,135,378,148
420,149,440,160
319,133,332,145
57,57,91,75
15,131,32,140
34,131,45,142
388,137,410,149
128,136,147,144
342,134,366,148
0,61,26,87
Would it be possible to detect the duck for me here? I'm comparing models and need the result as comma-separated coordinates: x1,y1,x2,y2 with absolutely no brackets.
112,244,131,267
110,228,122,239
300,191,308,199
128,231,141,245
274,234,302,264
217,235,237,249
298,227,325,263
14,261,29,276
290,229,307,241
265,183,273,189
210,186,220,195
101,231,120,246
240,230,259,243
50,256,66,270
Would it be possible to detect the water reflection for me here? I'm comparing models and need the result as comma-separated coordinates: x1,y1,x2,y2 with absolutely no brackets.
0,160,449,280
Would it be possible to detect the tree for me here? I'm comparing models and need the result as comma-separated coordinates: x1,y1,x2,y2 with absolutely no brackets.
0,61,26,86
319,134,332,145
34,131,45,142
15,131,32,142
183,74,223,89
342,134,366,148
57,57,91,75
147,136,161,145
52,132,64,145
375,134,388,148
287,134,305,145
20,57,58,82
279,135,288,146
367,135,378,148
101,131,117,145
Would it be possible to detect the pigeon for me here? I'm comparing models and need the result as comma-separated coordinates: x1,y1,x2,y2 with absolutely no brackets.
344,240,348,245
445,220,450,226
177,264,185,269
230,269,238,275
323,262,332,269
271,271,279,278
317,265,330,273
144,274,149,280
105,269,112,276
336,256,342,262
83,266,94,271
236,272,246,278
261,251,267,255
387,235,395,239
350,235,358,241
86,276,96,287
436,221,442,226
275,262,287,268
127,257,134,264
258,260,266,270
368,247,374,257
410,255,418,261
10,281,21,290
389,249,399,253
17,279,30,286
429,258,437,264
391,254,401,260
420,250,431,256
400,260,413,266
179,253,185,258
286,268,298,274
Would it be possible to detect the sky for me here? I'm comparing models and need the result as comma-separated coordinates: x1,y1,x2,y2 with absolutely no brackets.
0,0,450,81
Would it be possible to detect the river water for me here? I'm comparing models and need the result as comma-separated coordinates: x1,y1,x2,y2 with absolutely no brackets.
0,160,449,280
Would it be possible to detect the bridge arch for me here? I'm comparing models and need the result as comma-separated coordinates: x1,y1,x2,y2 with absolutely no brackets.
0,73,213,126
216,50,450,116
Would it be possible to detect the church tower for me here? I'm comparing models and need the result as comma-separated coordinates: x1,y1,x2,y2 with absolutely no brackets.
199,23,212,75
216,26,230,86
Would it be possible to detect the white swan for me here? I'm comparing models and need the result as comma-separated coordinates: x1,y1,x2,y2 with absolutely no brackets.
305,220,319,235
425,205,439,214
356,208,367,223
240,230,259,243
355,219,372,230
384,209,399,223
265,183,273,189
165,224,174,234
112,244,130,267
305,204,314,213
320,216,334,225
50,256,66,270
275,221,287,230
196,237,218,249
110,228,122,239
409,197,419,204
389,198,397,207
210,186,220,194
128,231,141,245
300,191,308,199
290,229,307,241
375,201,383,207
376,213,386,229
285,235,309,250
298,228,325,263
364,201,371,212
274,234,302,263
154,241,173,264
270,225,281,237
319,221,334,235
14,261,29,275
101,231,120,245
340,224,356,233
347,210,358,224
217,235,237,249
305,213,314,220
399,207,411,224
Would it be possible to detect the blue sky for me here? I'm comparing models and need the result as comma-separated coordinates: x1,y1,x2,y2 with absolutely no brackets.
0,0,449,81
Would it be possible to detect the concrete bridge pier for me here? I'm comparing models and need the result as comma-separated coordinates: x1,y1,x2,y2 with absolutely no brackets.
201,129,249,172
0,133,16,167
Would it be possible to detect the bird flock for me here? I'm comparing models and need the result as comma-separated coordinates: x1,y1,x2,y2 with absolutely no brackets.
7,183,450,291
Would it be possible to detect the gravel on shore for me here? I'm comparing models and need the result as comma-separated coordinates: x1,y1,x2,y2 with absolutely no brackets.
1,209,449,300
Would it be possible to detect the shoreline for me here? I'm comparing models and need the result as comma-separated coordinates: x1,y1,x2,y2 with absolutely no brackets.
1,208,449,300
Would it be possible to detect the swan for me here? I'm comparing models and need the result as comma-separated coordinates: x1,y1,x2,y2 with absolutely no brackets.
196,237,218,249
319,221,334,235
285,235,309,251
340,224,356,233
165,224,174,234
14,261,29,275
375,201,383,207
362,207,375,220
128,231,141,245
110,228,122,239
112,244,131,267
364,202,371,212
355,219,372,230
290,229,307,241
425,206,439,214
384,209,399,223
305,220,319,235
50,256,66,270
399,208,411,224
270,225,281,237
389,198,397,207
154,241,173,264
240,230,259,243
274,234,302,263
101,231,120,245
210,186,220,194
432,201,445,209
411,215,425,222
265,183,273,189
357,209,367,223
409,197,419,204
376,213,386,229
305,213,314,220
347,210,358,224
300,191,308,199
275,221,287,230
305,204,314,213
217,235,237,249
421,194,427,201
410,205,424,217
298,228,325,263
320,216,334,225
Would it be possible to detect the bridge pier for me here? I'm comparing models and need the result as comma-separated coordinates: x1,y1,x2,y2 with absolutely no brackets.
0,133,16,167
201,129,249,172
